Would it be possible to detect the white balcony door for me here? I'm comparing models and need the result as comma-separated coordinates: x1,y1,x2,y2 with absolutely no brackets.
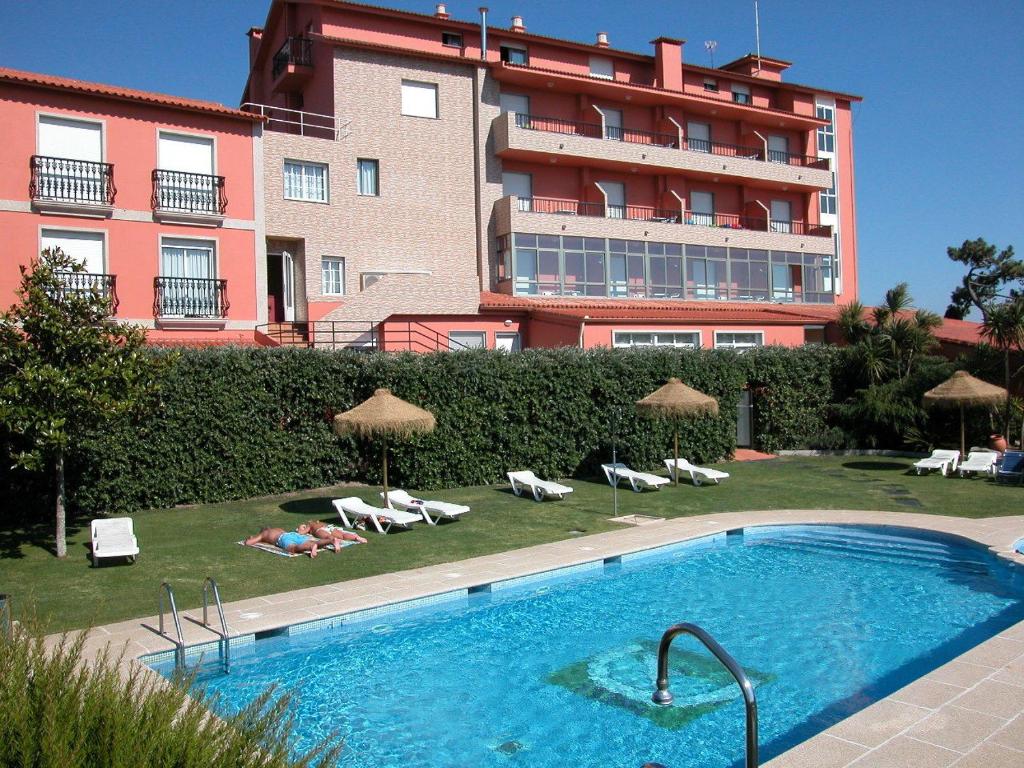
38,116,102,161
602,108,623,141
282,250,295,322
499,93,530,116
503,172,533,211
690,191,714,226
686,121,711,152
158,133,216,211
600,181,625,218
158,133,214,174
41,229,105,273
770,200,792,233
768,135,789,163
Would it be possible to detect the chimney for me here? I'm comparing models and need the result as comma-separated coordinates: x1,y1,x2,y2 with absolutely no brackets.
434,3,449,19
596,32,609,48
651,37,684,91
247,27,263,70
510,15,525,33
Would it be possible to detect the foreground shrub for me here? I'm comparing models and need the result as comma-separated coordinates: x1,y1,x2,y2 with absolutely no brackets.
0,623,340,768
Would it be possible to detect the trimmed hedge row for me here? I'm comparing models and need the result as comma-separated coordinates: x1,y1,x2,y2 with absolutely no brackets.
57,345,844,516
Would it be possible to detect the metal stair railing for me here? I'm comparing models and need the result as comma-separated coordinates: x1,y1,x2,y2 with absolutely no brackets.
646,622,759,768
199,577,230,674
157,582,186,670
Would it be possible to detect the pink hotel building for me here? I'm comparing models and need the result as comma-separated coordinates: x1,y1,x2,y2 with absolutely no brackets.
1,0,860,350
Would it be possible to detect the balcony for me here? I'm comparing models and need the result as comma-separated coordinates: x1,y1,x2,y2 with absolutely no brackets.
493,112,832,191
271,37,313,94
154,276,229,329
494,195,833,255
151,169,227,225
29,155,115,216
55,272,119,312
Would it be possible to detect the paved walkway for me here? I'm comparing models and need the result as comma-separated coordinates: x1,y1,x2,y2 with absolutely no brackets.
79,509,1024,767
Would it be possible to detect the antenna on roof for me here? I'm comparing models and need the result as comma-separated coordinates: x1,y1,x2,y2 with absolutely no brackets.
753,0,763,74
704,40,717,68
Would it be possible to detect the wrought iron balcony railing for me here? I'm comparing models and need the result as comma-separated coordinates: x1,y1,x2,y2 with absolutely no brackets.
55,272,119,311
272,37,313,79
151,169,227,216
30,155,116,206
154,276,228,318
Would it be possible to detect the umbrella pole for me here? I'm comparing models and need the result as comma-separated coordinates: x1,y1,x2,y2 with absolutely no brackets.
674,428,680,487
960,403,965,459
382,438,389,507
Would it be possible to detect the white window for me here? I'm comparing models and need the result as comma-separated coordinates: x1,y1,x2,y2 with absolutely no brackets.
502,172,533,210
589,56,614,80
156,132,217,213
731,84,751,105
613,331,700,348
38,116,102,161
601,108,623,141
158,132,214,174
161,238,215,279
495,332,521,352
599,181,625,219
449,331,486,350
767,135,789,164
770,200,792,233
401,80,438,118
36,116,105,203
689,191,715,226
715,331,764,351
820,179,837,215
500,93,530,115
321,257,345,295
686,121,711,153
283,160,328,202
159,238,219,317
816,105,835,153
500,44,528,65
41,229,105,273
357,159,379,196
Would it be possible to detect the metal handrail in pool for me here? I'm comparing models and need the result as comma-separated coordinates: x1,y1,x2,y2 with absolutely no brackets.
157,582,185,669
648,622,759,768
200,577,230,673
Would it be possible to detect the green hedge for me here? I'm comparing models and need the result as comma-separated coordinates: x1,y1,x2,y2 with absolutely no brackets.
6,345,845,516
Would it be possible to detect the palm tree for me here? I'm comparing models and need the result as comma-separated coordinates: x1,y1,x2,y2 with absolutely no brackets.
980,298,1024,435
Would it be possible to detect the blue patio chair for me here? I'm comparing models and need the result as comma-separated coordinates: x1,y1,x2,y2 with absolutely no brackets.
995,451,1024,484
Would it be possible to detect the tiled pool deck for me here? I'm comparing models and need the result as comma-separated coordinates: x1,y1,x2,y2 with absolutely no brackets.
78,509,1024,767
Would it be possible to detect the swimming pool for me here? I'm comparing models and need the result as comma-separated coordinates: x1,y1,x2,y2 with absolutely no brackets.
149,525,1024,767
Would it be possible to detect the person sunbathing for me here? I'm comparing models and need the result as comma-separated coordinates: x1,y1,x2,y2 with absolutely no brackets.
298,520,367,546
244,526,335,557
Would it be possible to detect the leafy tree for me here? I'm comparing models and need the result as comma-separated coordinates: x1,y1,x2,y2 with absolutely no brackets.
0,249,165,557
945,238,1023,320
979,297,1024,434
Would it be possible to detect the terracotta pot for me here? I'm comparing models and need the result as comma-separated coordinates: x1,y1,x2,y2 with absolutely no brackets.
989,434,1008,452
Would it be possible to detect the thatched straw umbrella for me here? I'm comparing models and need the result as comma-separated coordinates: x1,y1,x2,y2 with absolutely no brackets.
333,388,436,503
636,378,720,485
923,371,1006,457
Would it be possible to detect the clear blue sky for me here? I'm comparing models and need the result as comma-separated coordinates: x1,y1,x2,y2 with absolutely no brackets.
4,0,1021,316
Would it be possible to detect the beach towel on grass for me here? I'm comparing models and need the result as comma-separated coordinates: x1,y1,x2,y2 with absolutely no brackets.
238,538,358,557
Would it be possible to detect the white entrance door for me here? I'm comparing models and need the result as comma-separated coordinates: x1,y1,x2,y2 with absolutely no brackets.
690,191,714,226
503,172,533,211
282,251,295,321
41,229,105,273
770,200,792,233
686,121,711,152
768,135,789,164
600,181,625,218
602,108,623,141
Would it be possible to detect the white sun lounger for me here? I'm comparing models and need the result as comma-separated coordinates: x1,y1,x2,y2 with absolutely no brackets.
332,497,422,534
958,450,998,478
601,463,670,492
382,490,470,525
664,458,730,486
507,470,574,501
913,450,960,476
90,518,139,567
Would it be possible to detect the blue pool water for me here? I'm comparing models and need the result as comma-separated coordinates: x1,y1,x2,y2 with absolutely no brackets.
150,525,1024,767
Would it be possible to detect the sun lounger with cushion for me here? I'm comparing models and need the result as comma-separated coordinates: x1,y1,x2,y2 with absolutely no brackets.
382,490,470,525
664,458,730,486
332,497,422,534
601,463,670,492
913,450,960,476
507,470,574,501
957,450,999,478
996,451,1024,484
90,518,139,567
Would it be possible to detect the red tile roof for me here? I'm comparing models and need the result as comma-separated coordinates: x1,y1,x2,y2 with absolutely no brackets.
0,67,263,122
932,317,985,346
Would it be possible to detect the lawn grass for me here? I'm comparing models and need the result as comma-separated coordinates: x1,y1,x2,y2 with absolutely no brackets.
2,455,1020,634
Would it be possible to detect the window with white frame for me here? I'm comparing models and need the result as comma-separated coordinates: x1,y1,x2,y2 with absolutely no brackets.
589,56,614,79
158,238,219,317
41,229,106,274
357,159,379,196
731,84,751,104
820,177,837,215
816,105,835,153
321,257,345,295
613,331,700,349
715,331,764,351
401,80,438,118
283,160,328,202
449,330,486,350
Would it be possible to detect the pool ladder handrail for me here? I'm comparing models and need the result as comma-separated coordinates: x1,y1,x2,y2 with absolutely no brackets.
200,577,230,673
157,582,185,669
650,622,759,768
